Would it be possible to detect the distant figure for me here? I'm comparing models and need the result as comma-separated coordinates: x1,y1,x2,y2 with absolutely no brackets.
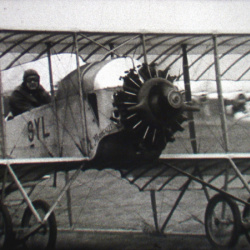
9,69,51,117
232,93,246,114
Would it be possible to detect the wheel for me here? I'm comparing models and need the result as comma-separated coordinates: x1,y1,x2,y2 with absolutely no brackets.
21,199,57,250
204,194,241,248
0,202,13,249
242,198,250,243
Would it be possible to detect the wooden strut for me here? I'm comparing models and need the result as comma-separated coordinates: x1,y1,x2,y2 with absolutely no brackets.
182,44,210,205
0,65,7,202
6,164,42,223
5,162,84,238
141,34,152,78
182,42,213,203
74,33,89,157
43,164,84,222
46,43,60,189
65,171,73,228
228,158,250,193
150,190,159,233
213,35,230,219
0,65,6,159
160,177,193,233
149,174,194,234
46,43,60,155
149,163,207,234
213,35,229,153
182,44,197,154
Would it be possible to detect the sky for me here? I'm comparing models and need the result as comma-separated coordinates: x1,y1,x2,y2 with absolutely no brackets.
0,0,249,34
0,0,250,92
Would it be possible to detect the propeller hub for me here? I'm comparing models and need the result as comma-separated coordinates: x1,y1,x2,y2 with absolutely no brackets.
168,89,183,109
137,78,184,126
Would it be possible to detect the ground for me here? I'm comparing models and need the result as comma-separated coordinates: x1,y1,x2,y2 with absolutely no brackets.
5,169,250,249
54,230,249,250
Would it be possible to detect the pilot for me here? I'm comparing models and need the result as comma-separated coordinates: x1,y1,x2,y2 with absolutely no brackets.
9,69,51,117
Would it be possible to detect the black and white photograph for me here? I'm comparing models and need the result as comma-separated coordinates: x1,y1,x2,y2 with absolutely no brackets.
0,0,250,249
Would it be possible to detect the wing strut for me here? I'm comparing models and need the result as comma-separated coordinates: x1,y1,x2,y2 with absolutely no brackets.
141,34,152,78
46,43,61,157
46,43,61,189
182,44,197,153
182,44,211,201
0,65,6,158
213,35,231,203
74,34,89,157
213,35,229,153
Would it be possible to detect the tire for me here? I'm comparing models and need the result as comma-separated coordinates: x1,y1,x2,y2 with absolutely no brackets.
0,202,13,249
21,199,57,250
204,194,241,248
242,198,250,244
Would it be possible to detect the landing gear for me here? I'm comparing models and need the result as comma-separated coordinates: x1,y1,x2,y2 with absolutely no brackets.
205,194,241,248
242,198,250,244
0,202,13,249
21,199,57,250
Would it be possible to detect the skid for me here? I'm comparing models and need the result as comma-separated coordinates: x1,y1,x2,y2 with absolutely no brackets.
119,154,250,233
0,160,85,247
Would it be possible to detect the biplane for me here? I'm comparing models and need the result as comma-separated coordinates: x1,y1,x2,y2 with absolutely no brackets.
0,30,250,249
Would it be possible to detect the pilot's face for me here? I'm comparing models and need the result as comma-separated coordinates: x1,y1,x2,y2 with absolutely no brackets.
26,75,39,90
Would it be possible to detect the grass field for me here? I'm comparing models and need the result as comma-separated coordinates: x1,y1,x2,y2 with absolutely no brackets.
5,169,250,249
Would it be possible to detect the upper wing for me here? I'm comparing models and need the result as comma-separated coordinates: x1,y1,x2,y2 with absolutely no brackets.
0,30,250,81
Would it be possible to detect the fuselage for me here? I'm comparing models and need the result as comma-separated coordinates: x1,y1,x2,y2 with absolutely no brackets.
5,58,162,167
5,58,250,165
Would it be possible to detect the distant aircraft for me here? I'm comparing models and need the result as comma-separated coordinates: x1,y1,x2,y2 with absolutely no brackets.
175,80,250,119
0,30,250,249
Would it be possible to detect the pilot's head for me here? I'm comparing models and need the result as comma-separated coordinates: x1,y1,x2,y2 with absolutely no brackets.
23,69,40,91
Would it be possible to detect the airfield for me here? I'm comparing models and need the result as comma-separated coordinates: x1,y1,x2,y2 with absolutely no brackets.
55,230,249,250
55,231,216,249
5,169,250,249
0,1,249,249
3,84,250,249
1,31,250,250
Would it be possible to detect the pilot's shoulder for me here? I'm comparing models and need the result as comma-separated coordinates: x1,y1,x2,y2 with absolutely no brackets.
37,85,48,93
10,85,23,96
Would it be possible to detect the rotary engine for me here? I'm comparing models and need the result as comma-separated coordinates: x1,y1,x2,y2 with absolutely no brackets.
112,63,197,155
58,58,199,165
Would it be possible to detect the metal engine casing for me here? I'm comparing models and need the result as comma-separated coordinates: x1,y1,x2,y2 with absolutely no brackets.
56,57,188,167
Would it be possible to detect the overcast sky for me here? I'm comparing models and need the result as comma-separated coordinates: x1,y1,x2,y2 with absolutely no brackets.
0,0,249,91
1,0,250,34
